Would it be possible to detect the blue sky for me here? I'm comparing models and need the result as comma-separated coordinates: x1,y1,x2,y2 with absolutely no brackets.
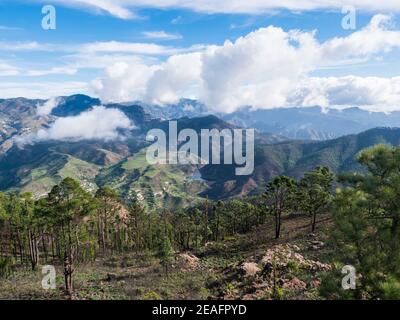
0,1,400,112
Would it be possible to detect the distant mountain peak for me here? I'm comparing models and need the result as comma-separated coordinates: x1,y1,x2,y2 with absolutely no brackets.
51,94,101,117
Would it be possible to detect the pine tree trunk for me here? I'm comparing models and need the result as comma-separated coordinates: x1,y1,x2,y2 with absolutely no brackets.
42,233,48,263
275,212,281,239
311,211,317,233
28,229,38,270
64,221,74,296
64,254,74,296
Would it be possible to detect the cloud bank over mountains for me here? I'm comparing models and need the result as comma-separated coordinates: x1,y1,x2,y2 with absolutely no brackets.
2,3,400,113
92,15,400,113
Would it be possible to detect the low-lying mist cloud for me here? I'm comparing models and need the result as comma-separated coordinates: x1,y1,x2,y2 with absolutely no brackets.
36,97,60,116
21,106,134,144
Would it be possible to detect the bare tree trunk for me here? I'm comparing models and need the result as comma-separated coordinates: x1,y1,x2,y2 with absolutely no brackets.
275,211,281,239
101,220,106,255
64,221,74,297
203,197,209,245
64,254,74,296
42,233,48,263
51,235,56,261
311,211,317,233
28,229,39,270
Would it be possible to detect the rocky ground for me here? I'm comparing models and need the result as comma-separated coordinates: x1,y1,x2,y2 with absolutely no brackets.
215,241,331,300
0,214,333,300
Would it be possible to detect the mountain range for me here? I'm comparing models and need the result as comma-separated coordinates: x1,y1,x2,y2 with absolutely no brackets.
138,99,400,141
1,94,400,207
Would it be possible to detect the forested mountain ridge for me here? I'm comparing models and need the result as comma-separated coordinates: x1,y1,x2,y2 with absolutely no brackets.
201,127,400,198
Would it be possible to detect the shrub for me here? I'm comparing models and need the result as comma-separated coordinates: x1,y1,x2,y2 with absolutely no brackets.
0,257,14,278
142,291,162,300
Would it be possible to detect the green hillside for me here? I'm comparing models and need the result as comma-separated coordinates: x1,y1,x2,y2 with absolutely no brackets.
0,143,100,197
96,150,208,209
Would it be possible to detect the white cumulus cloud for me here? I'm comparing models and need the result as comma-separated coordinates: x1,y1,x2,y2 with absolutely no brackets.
292,76,400,112
92,15,400,112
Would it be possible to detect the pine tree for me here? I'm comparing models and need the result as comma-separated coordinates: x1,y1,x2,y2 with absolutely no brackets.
159,236,174,276
264,176,296,239
95,187,122,255
323,145,400,299
47,178,95,296
298,166,334,232
127,195,146,251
